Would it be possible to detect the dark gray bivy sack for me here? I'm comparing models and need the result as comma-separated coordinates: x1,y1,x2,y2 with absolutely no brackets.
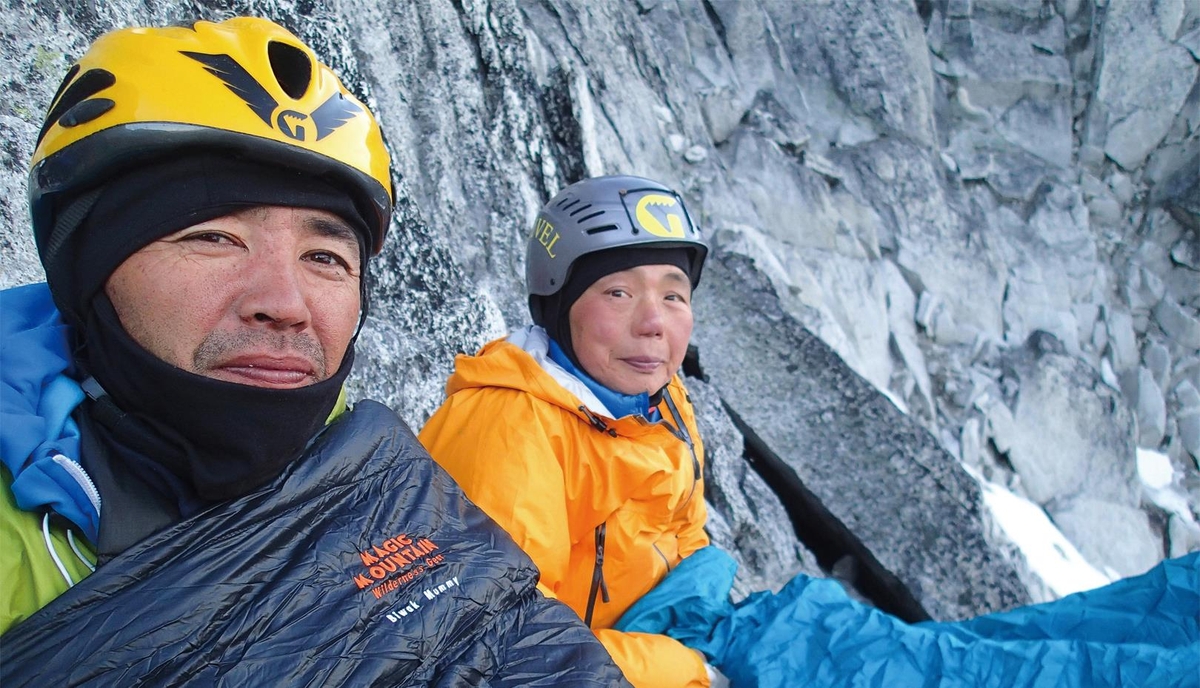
2,400,629,687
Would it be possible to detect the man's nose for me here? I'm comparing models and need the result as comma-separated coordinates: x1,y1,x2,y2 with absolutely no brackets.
237,256,310,329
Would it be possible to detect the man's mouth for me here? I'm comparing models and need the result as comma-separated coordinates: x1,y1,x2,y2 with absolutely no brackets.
210,354,320,388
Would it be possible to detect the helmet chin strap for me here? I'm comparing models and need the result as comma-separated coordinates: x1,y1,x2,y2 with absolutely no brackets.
352,238,372,340
41,188,103,329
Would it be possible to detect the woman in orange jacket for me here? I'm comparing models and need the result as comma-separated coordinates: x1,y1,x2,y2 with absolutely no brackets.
419,175,721,687
419,176,1200,688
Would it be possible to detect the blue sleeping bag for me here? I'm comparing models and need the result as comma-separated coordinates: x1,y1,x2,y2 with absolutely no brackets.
616,546,1199,687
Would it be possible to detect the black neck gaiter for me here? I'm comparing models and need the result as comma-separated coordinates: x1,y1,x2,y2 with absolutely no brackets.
81,295,354,502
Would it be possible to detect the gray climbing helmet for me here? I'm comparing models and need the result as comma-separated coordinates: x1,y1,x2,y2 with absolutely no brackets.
525,175,709,297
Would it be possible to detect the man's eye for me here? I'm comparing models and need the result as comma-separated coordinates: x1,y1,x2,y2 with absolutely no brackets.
184,232,235,244
306,250,352,270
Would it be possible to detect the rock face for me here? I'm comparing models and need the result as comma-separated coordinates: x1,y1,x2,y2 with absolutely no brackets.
694,252,1030,620
1,0,1196,618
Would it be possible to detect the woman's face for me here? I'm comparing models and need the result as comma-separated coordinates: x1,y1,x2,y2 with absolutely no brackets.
568,263,694,395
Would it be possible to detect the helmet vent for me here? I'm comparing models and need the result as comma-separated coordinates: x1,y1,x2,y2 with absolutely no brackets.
36,67,114,147
268,41,312,99
585,224,619,235
576,210,604,223
60,98,115,128
568,203,595,217
558,197,580,210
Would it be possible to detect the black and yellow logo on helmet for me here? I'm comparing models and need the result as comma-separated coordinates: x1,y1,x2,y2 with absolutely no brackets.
183,51,361,143
623,189,694,239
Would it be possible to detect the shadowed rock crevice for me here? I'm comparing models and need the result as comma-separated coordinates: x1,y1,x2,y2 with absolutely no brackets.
722,399,933,623
686,340,931,621
540,65,588,184
701,0,732,60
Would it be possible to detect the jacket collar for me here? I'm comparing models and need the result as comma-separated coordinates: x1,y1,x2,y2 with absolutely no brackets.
0,283,99,541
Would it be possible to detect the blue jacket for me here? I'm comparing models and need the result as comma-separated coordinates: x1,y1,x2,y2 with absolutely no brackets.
617,546,1199,687
0,283,97,541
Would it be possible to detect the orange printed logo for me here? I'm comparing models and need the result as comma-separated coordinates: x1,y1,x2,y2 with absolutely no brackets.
351,531,443,599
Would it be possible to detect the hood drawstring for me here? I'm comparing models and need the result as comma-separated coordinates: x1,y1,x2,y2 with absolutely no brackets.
42,512,96,588
579,406,618,437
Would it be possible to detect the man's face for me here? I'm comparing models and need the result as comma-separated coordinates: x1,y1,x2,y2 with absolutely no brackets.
568,263,694,396
105,206,362,389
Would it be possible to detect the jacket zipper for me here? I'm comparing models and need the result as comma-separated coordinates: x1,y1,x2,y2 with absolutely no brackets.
578,391,698,626
50,454,102,517
583,522,609,627
652,542,672,572
579,406,611,627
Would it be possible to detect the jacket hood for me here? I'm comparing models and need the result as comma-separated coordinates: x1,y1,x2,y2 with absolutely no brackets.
0,283,99,541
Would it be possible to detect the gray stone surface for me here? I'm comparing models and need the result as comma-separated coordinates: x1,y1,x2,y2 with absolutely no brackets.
1180,410,1200,464
1000,183,1097,353
694,252,1030,620
1135,366,1169,449
1178,380,1200,463
688,378,820,599
983,334,1165,574
1168,512,1200,558
1145,342,1173,391
1088,0,1199,169
1106,309,1140,371
883,261,935,420
1049,498,1163,579
1178,380,1200,411
998,337,1141,505
1173,234,1200,271
1155,298,1200,350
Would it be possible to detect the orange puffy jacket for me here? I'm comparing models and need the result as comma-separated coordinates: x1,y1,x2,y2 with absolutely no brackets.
419,328,712,688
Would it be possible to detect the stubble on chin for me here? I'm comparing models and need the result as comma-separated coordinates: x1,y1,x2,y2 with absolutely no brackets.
191,330,328,380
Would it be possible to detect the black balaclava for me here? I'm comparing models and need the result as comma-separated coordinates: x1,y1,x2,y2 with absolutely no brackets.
64,153,372,504
530,246,693,373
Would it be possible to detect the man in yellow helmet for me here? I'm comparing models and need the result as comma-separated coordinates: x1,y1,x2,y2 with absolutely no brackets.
0,17,626,686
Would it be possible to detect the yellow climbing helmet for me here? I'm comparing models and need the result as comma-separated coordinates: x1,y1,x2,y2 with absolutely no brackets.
29,16,393,260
